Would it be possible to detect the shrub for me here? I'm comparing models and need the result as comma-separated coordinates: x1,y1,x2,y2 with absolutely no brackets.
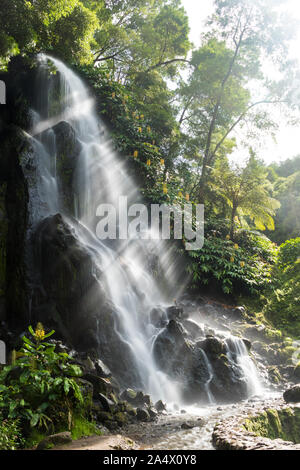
0,416,23,450
185,223,277,295
265,238,300,337
0,324,84,441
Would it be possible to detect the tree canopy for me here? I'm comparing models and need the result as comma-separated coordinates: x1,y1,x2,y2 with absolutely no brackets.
1,0,300,298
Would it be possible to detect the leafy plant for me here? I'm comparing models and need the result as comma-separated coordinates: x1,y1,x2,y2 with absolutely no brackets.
0,416,24,450
265,238,300,336
184,222,277,295
0,324,83,440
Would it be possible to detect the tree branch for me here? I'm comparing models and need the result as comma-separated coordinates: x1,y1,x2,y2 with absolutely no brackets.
144,58,193,74
210,99,287,161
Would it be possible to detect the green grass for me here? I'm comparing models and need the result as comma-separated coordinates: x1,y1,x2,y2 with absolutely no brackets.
71,415,102,440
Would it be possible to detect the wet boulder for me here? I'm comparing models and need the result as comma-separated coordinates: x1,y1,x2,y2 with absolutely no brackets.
182,320,204,341
199,336,226,356
32,213,107,349
283,385,300,403
166,305,184,321
155,400,166,412
149,307,168,328
120,389,151,407
82,373,115,398
32,213,142,388
136,408,150,422
37,432,72,450
153,320,213,403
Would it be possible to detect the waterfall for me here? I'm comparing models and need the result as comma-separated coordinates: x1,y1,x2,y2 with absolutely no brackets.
26,54,263,405
28,54,181,403
225,336,262,397
199,349,215,404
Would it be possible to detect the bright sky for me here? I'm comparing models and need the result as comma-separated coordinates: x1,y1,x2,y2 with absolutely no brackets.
181,0,300,165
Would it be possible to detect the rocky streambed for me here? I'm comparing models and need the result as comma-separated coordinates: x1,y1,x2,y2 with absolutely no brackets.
123,392,300,450
50,393,300,451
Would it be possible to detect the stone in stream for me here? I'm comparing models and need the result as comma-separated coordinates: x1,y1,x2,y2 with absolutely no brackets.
155,400,166,412
166,306,184,320
148,407,158,420
283,385,300,403
136,408,150,422
181,422,194,430
150,307,168,328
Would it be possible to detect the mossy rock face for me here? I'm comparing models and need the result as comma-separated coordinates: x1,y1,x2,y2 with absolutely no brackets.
76,378,93,408
114,412,128,426
268,366,282,384
243,407,300,444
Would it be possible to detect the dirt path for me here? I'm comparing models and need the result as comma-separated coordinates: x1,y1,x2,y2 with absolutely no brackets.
51,434,138,451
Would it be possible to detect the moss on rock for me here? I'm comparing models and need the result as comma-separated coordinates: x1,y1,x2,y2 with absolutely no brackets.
243,407,300,443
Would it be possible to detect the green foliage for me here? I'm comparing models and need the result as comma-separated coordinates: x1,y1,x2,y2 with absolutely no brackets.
278,238,300,269
185,221,277,295
92,0,190,76
71,415,102,440
212,154,280,238
0,416,24,450
76,63,183,204
265,238,300,336
0,0,99,67
268,157,300,244
0,325,84,443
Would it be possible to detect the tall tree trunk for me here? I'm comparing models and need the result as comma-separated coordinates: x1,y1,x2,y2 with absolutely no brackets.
197,159,208,203
230,203,237,240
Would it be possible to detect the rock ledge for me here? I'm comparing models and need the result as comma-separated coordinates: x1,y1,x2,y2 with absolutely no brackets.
213,399,300,450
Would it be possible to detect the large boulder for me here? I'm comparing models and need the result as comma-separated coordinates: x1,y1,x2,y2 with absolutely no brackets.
36,432,72,450
153,319,251,403
32,213,142,388
153,320,213,403
32,213,106,349
283,385,300,403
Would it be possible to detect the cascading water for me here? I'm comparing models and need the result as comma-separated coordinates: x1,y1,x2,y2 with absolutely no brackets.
26,54,264,405
225,336,262,397
29,54,181,403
